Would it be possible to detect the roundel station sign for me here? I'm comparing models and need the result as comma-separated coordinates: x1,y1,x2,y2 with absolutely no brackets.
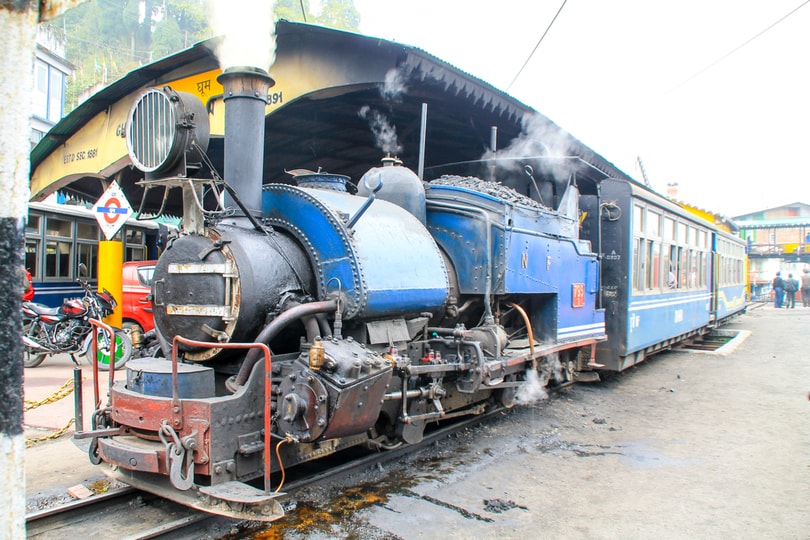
92,181,133,240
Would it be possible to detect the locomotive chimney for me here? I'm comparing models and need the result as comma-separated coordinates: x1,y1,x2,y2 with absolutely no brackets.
217,66,274,216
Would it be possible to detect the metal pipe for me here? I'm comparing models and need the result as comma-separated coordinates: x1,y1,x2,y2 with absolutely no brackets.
384,388,429,401
509,302,536,370
314,312,332,338
347,173,383,229
418,103,428,180
88,318,117,408
73,366,83,432
489,126,497,181
234,299,338,386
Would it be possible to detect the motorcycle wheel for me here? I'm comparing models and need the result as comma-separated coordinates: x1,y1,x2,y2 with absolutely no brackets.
93,329,133,371
23,349,47,368
22,320,47,368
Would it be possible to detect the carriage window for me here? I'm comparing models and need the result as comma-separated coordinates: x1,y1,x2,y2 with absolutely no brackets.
76,221,98,240
633,238,644,291
76,243,98,279
647,239,660,289
698,251,708,287
25,240,39,279
634,205,644,233
46,217,71,237
44,217,73,280
125,227,147,261
677,223,687,244
647,211,660,237
688,250,696,287
45,240,71,278
669,246,679,288
664,217,675,242
26,215,40,235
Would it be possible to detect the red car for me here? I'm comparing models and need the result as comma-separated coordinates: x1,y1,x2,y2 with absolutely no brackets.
122,261,156,334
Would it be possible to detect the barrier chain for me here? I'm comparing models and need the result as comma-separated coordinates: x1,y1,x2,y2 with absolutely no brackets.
24,377,75,411
24,376,81,447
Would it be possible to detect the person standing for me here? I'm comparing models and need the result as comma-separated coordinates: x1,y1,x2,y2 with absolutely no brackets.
801,268,810,307
772,271,785,308
21,267,34,302
784,273,799,309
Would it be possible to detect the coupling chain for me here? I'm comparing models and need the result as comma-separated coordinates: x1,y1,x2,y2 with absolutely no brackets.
24,377,76,411
25,418,75,447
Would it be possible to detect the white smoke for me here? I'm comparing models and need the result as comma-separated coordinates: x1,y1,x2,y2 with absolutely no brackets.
356,68,408,157
208,0,277,72
514,369,548,404
514,353,565,405
488,112,583,183
381,67,407,102
359,105,402,156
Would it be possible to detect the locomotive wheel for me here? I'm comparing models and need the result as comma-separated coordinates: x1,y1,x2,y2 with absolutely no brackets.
22,321,47,368
495,375,519,408
91,329,133,371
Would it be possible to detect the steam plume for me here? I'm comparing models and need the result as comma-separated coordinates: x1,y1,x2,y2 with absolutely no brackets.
486,112,583,183
209,0,277,72
357,67,409,156
381,67,407,102
359,105,402,156
514,353,565,405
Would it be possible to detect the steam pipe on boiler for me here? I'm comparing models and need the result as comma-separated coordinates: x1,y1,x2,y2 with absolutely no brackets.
489,126,497,182
418,103,428,180
234,299,338,387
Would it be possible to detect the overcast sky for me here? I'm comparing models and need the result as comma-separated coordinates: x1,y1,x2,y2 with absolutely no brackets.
351,0,810,218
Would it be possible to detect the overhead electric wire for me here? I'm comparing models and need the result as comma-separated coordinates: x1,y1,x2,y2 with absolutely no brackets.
669,0,810,92
506,0,568,91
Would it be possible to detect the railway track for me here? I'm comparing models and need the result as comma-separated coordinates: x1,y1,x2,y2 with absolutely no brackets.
26,406,510,539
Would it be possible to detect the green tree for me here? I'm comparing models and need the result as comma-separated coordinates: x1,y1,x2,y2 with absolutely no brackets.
274,0,312,23
151,0,211,59
56,0,361,113
313,0,360,31
152,16,183,59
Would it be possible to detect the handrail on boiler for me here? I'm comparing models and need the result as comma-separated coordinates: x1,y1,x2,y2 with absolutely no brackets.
170,336,274,495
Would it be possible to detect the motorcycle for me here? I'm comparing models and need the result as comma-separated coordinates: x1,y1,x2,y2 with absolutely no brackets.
21,264,133,370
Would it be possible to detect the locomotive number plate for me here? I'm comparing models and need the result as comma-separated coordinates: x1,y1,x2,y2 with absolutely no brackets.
572,283,585,308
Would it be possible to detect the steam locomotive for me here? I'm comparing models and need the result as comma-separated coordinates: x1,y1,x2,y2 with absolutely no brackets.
80,67,745,521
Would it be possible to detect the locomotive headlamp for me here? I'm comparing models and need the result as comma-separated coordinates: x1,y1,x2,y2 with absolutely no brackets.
126,86,210,176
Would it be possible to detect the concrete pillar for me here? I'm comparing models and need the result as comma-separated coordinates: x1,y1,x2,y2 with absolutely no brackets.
2,2,88,535
0,2,39,537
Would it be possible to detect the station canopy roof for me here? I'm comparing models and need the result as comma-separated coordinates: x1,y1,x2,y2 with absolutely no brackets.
30,20,633,217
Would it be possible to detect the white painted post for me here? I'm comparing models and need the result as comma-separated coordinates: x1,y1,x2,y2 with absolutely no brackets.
1,2,89,535
0,3,39,536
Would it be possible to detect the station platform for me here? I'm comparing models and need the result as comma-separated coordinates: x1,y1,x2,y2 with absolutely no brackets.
24,354,116,510
21,304,810,538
